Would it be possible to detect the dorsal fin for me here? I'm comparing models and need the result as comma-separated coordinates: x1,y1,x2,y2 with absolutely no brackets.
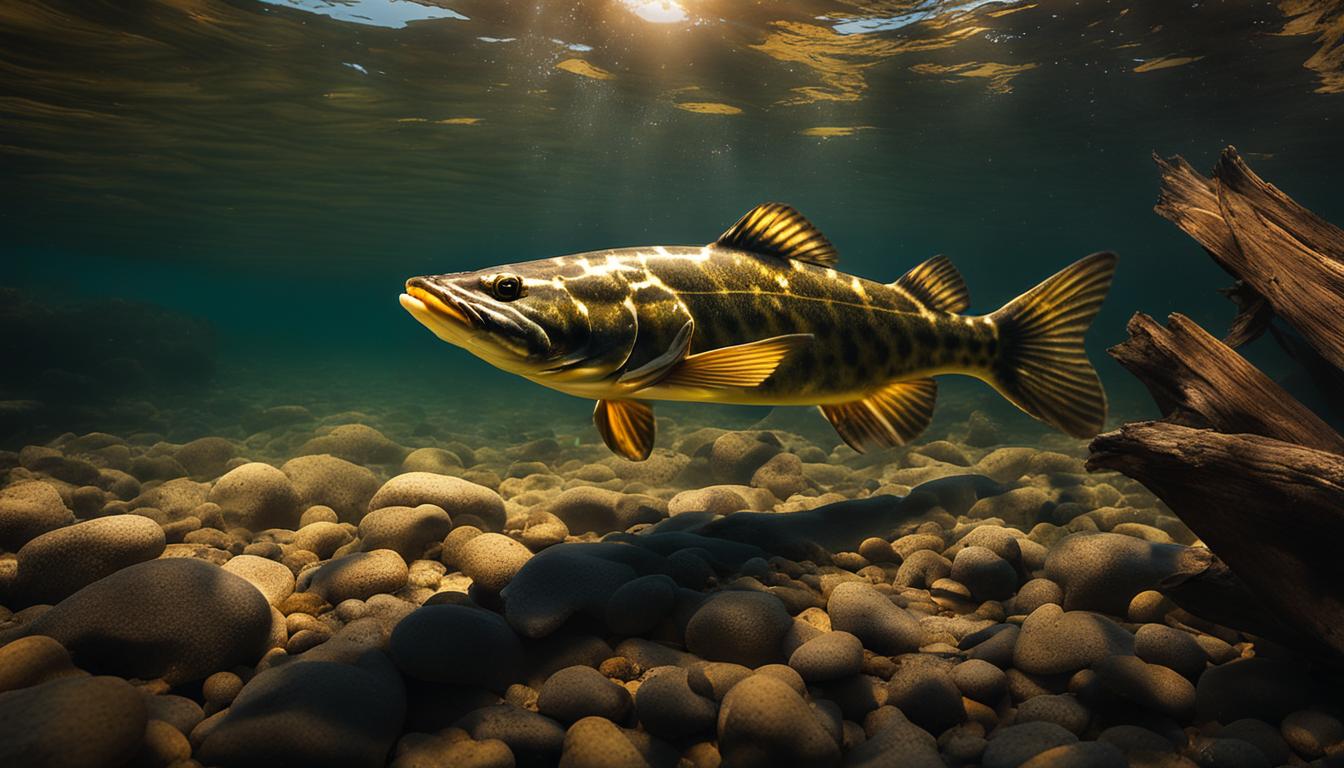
893,255,969,313
715,203,839,267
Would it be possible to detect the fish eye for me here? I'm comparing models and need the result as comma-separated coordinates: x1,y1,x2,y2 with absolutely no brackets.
485,274,526,301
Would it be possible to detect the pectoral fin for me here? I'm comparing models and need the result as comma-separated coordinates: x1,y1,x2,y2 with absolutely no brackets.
659,333,812,390
594,399,656,461
616,320,694,389
818,378,938,453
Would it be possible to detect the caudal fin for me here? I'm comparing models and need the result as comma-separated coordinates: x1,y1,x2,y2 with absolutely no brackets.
987,252,1117,438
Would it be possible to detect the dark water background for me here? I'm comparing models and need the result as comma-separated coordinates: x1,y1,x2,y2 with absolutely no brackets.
3,0,1342,441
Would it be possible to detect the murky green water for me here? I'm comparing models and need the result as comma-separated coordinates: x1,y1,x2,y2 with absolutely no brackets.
3,0,1343,443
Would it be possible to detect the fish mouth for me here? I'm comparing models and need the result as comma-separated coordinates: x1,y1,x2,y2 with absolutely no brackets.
401,279,475,330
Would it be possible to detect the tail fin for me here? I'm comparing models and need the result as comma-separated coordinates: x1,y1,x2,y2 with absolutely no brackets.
987,252,1117,438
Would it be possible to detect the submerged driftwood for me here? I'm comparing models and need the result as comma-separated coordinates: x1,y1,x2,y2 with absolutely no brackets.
1089,147,1344,659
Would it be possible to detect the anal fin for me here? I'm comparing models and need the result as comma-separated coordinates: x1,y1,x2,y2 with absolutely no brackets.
659,333,812,390
594,399,656,461
818,378,937,453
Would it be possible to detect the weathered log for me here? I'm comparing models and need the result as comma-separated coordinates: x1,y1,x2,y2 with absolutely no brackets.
1108,312,1344,453
1089,422,1344,657
1154,147,1344,367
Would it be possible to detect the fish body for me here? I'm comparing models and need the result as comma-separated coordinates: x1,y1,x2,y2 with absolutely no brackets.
401,203,1117,459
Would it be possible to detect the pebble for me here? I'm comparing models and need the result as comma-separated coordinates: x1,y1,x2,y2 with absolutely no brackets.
1014,693,1090,736
685,590,791,667
750,452,808,499
1044,533,1192,615
0,634,77,693
1217,719,1291,765
199,651,406,767
952,658,1007,704
30,557,272,684
634,666,718,740
982,721,1080,768
1280,709,1343,759
1195,657,1314,724
967,486,1051,526
826,581,923,655
1093,655,1196,719
545,487,664,534
1009,578,1064,616
788,630,863,683
1018,741,1127,768
360,504,454,560
459,532,533,593
296,423,408,465
559,716,648,768
13,514,165,605
292,520,354,558
369,472,506,531
502,544,641,639
390,604,522,691
307,549,409,604
1186,736,1272,768
1097,724,1177,755
537,665,633,724
709,432,781,484
281,454,381,524
1134,623,1206,680
0,675,147,768
207,462,303,530
717,673,841,767
1013,604,1135,675
174,436,237,480
456,704,566,756
222,553,295,606
951,545,1018,602
0,480,71,550
886,655,965,734
604,574,677,636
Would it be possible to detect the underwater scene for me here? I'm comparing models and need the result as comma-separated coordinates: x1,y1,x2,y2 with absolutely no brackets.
4,0,1344,766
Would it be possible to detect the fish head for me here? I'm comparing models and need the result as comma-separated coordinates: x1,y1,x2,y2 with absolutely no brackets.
400,260,639,381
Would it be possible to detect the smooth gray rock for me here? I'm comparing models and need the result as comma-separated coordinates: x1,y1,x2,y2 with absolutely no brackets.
31,557,272,684
0,675,147,768
685,591,791,668
199,651,405,768
827,581,922,655
536,665,632,725
13,514,165,605
1013,604,1134,675
717,674,840,767
788,631,863,683
391,604,522,692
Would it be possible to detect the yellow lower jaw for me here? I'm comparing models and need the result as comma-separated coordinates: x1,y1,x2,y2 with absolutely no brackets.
400,292,466,344
405,285,472,327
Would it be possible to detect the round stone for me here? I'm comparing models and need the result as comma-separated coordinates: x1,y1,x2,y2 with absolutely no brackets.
0,481,71,550
369,473,505,531
307,549,409,604
459,532,533,593
390,604,523,692
685,591,791,668
788,631,863,683
717,674,840,767
207,462,303,531
359,504,453,561
30,557,272,684
222,554,296,607
827,581,922,655
13,514,165,605
281,454,381,524
0,676,147,768
536,665,633,724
